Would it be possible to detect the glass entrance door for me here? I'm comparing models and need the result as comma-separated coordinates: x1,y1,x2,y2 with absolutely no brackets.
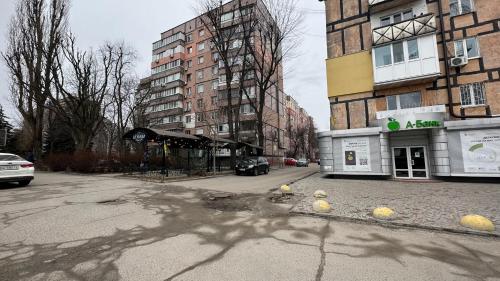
392,146,428,179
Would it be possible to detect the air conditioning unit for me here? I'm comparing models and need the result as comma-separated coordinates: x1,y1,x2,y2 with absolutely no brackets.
450,56,468,67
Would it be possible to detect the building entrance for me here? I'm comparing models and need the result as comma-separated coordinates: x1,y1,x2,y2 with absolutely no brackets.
392,146,428,179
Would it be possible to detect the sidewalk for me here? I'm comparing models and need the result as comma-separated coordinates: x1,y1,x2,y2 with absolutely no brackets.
291,174,500,237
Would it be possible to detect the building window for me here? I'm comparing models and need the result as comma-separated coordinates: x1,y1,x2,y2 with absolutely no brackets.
454,37,480,59
240,104,255,115
211,96,217,105
186,33,193,42
198,56,205,64
380,9,413,26
197,99,203,109
212,66,218,75
386,92,421,110
212,80,218,90
460,82,486,106
196,113,205,122
187,46,193,54
197,70,204,80
199,29,205,37
393,42,404,63
187,73,192,82
197,84,204,94
187,60,193,68
185,101,192,111
407,39,419,60
450,0,474,16
198,42,205,51
186,87,192,96
375,45,392,67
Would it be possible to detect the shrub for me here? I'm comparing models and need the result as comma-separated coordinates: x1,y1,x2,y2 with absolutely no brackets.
45,153,73,172
69,151,98,173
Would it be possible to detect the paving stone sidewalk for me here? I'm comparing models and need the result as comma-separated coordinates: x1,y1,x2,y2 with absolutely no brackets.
291,174,500,236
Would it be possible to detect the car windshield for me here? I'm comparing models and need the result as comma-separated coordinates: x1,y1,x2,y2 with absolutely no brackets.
241,158,257,164
299,159,307,162
0,154,24,161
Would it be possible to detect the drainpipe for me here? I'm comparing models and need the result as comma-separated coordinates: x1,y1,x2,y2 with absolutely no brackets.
437,0,493,119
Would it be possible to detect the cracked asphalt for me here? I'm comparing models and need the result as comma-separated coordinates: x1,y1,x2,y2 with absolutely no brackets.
1,170,500,281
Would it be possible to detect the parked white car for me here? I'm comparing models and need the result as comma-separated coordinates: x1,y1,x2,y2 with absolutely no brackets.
0,153,35,186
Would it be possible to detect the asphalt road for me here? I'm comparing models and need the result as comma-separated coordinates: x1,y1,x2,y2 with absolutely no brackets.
0,171,499,281
172,166,319,193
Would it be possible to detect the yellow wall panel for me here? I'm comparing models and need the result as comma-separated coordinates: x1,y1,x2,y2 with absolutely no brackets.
326,51,374,97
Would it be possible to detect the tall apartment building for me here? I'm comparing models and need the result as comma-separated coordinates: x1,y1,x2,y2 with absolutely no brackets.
318,0,500,179
138,0,288,159
285,95,313,158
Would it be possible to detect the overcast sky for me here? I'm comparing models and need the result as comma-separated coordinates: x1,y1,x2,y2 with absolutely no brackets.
0,0,329,131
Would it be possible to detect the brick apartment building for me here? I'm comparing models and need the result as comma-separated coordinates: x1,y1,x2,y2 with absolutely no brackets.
318,0,500,179
137,0,314,161
285,95,314,158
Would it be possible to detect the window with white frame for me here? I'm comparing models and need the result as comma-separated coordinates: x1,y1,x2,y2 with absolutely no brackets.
198,56,204,64
197,84,204,94
197,70,204,80
212,80,218,90
240,104,255,115
450,0,474,16
386,92,422,110
460,82,486,106
380,9,413,26
454,37,480,59
374,39,420,67
197,42,205,51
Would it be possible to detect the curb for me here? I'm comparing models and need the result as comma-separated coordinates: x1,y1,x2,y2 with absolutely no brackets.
290,210,500,238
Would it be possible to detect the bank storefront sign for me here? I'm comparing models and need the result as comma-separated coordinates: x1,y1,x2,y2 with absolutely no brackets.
377,105,446,132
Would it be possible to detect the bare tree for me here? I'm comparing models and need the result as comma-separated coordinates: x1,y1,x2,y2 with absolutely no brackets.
2,0,69,159
241,0,302,151
198,0,252,168
106,41,142,158
50,35,113,152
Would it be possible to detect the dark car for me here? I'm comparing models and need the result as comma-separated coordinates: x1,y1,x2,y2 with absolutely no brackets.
235,157,270,176
296,158,309,167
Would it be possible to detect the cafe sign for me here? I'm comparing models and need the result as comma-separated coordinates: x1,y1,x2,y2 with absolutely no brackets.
382,112,444,132
132,131,147,143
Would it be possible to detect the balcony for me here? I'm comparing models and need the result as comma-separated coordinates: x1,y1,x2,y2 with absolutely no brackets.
372,14,436,46
369,0,419,13
372,32,440,88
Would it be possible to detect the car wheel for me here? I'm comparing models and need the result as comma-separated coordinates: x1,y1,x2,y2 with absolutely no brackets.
253,168,259,176
264,167,269,174
18,180,31,187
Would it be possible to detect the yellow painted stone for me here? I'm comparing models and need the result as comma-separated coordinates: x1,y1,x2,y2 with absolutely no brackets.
460,215,495,232
313,190,328,199
313,200,331,213
373,207,395,219
280,185,292,194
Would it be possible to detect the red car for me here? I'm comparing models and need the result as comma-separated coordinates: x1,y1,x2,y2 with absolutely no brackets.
285,158,298,166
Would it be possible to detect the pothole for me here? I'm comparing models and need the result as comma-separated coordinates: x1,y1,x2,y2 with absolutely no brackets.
268,194,294,204
202,192,257,212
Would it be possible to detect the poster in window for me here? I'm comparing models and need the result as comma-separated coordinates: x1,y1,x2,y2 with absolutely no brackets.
342,137,371,171
461,130,500,173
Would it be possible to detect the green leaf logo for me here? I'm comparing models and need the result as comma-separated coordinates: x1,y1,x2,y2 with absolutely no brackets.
387,117,400,132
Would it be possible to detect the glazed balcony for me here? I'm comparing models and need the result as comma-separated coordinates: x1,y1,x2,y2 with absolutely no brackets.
369,0,419,13
372,13,437,46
